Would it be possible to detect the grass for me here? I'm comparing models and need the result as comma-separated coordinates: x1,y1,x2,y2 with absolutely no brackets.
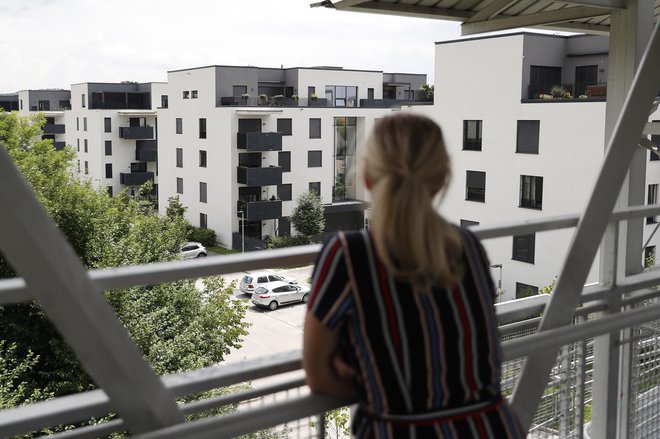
208,245,240,255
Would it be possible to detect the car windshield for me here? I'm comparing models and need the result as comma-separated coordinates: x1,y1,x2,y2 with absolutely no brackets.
255,287,268,295
242,276,252,284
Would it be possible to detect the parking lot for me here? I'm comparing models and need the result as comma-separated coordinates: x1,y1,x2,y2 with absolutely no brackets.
222,265,314,365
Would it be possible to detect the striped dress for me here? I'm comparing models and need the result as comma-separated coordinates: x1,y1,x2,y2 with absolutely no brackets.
308,228,525,438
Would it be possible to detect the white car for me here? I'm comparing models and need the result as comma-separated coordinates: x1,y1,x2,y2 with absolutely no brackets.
251,281,310,310
180,242,207,259
239,271,297,294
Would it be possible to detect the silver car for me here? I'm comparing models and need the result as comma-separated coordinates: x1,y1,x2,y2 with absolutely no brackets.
180,242,207,259
239,271,297,294
251,281,310,310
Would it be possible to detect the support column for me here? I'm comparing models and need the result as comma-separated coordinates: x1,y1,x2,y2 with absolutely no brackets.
591,1,654,437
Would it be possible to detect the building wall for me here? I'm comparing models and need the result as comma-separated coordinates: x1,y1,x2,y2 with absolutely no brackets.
296,68,383,101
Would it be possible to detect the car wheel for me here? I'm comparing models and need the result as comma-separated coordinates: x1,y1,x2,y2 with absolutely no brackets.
302,294,309,304
269,301,278,311
197,252,207,258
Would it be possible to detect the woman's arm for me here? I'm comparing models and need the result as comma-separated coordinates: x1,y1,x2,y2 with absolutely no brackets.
303,311,357,397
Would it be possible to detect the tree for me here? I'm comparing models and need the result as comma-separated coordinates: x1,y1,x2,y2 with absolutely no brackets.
0,112,248,420
419,84,434,102
291,190,325,239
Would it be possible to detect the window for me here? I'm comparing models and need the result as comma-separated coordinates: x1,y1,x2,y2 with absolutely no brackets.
161,95,168,108
77,160,80,173
176,148,183,168
466,171,486,202
463,120,482,151
176,177,183,194
107,186,113,197
104,117,111,133
131,162,147,172
183,91,190,99
651,150,660,161
309,118,321,139
199,150,207,167
647,184,658,224
325,85,358,107
519,175,543,209
199,182,207,203
512,234,535,264
105,140,112,156
516,282,539,299
308,86,315,98
646,246,656,268
76,117,79,131
367,88,374,99
38,100,50,111
191,90,198,99
279,151,291,172
76,139,80,152
278,184,292,201
83,117,87,131
105,163,112,179
84,139,88,153
84,161,89,175
199,118,206,139
176,118,183,134
309,182,321,195
308,150,322,167
516,120,540,154
200,213,207,228
460,219,480,228
277,118,292,136
20,99,22,110
651,122,660,161
82,93,86,108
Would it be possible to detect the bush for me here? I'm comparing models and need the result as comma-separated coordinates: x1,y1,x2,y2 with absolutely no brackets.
265,235,311,249
186,225,217,247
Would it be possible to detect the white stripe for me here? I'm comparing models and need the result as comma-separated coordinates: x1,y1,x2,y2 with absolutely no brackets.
362,231,413,412
310,243,344,315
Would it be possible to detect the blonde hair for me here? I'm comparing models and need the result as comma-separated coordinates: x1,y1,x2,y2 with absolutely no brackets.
364,113,462,287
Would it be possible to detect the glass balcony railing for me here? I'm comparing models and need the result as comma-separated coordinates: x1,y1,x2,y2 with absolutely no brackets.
236,132,282,152
237,166,283,186
237,199,282,221
119,126,154,140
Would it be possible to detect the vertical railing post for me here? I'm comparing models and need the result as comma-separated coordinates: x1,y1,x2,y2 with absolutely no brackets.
316,412,326,438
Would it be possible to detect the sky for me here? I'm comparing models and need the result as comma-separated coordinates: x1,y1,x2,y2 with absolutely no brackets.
1,0,468,92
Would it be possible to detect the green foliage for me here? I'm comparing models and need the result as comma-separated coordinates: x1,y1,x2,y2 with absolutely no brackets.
310,408,350,439
0,112,248,422
419,84,434,102
265,234,312,249
186,224,217,247
646,249,656,269
291,190,325,238
540,277,557,295
166,195,187,220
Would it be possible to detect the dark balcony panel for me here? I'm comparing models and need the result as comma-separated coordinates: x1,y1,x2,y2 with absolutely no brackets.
119,126,154,139
237,132,282,152
53,141,66,151
238,200,282,221
359,99,431,108
43,123,66,134
120,171,154,186
308,98,328,107
237,166,283,186
136,140,157,162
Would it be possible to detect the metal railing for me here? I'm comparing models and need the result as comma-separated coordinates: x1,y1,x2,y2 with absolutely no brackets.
3,204,660,437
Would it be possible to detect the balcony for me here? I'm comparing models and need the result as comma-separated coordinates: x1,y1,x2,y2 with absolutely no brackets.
359,98,432,108
119,126,154,140
237,166,283,186
523,82,608,102
53,141,66,151
119,171,154,186
237,199,282,221
219,96,329,108
42,123,65,134
237,132,282,152
136,140,157,162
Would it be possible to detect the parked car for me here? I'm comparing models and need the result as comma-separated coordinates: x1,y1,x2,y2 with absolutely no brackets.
239,271,297,294
180,242,207,259
251,281,310,310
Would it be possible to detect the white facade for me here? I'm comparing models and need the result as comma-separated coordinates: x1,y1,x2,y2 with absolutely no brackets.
158,65,428,248
429,32,660,301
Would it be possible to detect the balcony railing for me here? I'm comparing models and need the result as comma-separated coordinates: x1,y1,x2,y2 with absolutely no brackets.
4,204,660,438
42,123,65,134
136,140,157,162
237,132,282,152
53,141,66,151
119,126,154,140
219,96,329,108
119,171,154,186
237,166,283,186
237,199,282,221
525,82,608,101
359,98,432,108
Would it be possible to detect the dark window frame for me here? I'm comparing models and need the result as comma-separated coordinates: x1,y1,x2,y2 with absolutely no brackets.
516,120,540,154
176,148,183,168
512,233,536,264
105,163,112,179
199,182,207,203
176,177,183,194
104,117,111,133
647,183,658,224
278,151,291,172
308,150,322,168
463,120,482,151
105,140,112,156
466,170,486,202
277,118,293,136
309,118,321,139
176,118,183,134
199,118,206,139
277,184,292,201
516,282,539,299
309,182,321,196
519,175,544,210
199,150,207,168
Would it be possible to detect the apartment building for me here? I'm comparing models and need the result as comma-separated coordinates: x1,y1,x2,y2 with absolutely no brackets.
0,93,19,112
16,89,71,151
157,65,428,249
430,32,660,301
67,82,166,197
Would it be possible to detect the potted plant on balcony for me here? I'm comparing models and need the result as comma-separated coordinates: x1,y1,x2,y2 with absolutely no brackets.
258,94,269,105
273,95,284,106
310,93,318,101
241,93,250,105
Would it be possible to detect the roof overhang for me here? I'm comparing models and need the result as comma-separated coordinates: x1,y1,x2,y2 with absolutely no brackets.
312,0,659,36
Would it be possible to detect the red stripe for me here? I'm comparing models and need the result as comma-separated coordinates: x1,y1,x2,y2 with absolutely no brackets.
473,413,487,438
378,263,401,356
452,285,477,394
308,239,341,307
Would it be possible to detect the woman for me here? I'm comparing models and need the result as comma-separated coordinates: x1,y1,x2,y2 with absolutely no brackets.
303,113,524,438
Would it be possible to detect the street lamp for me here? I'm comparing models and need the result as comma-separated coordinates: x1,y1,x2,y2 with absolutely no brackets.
491,264,503,302
237,210,245,253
